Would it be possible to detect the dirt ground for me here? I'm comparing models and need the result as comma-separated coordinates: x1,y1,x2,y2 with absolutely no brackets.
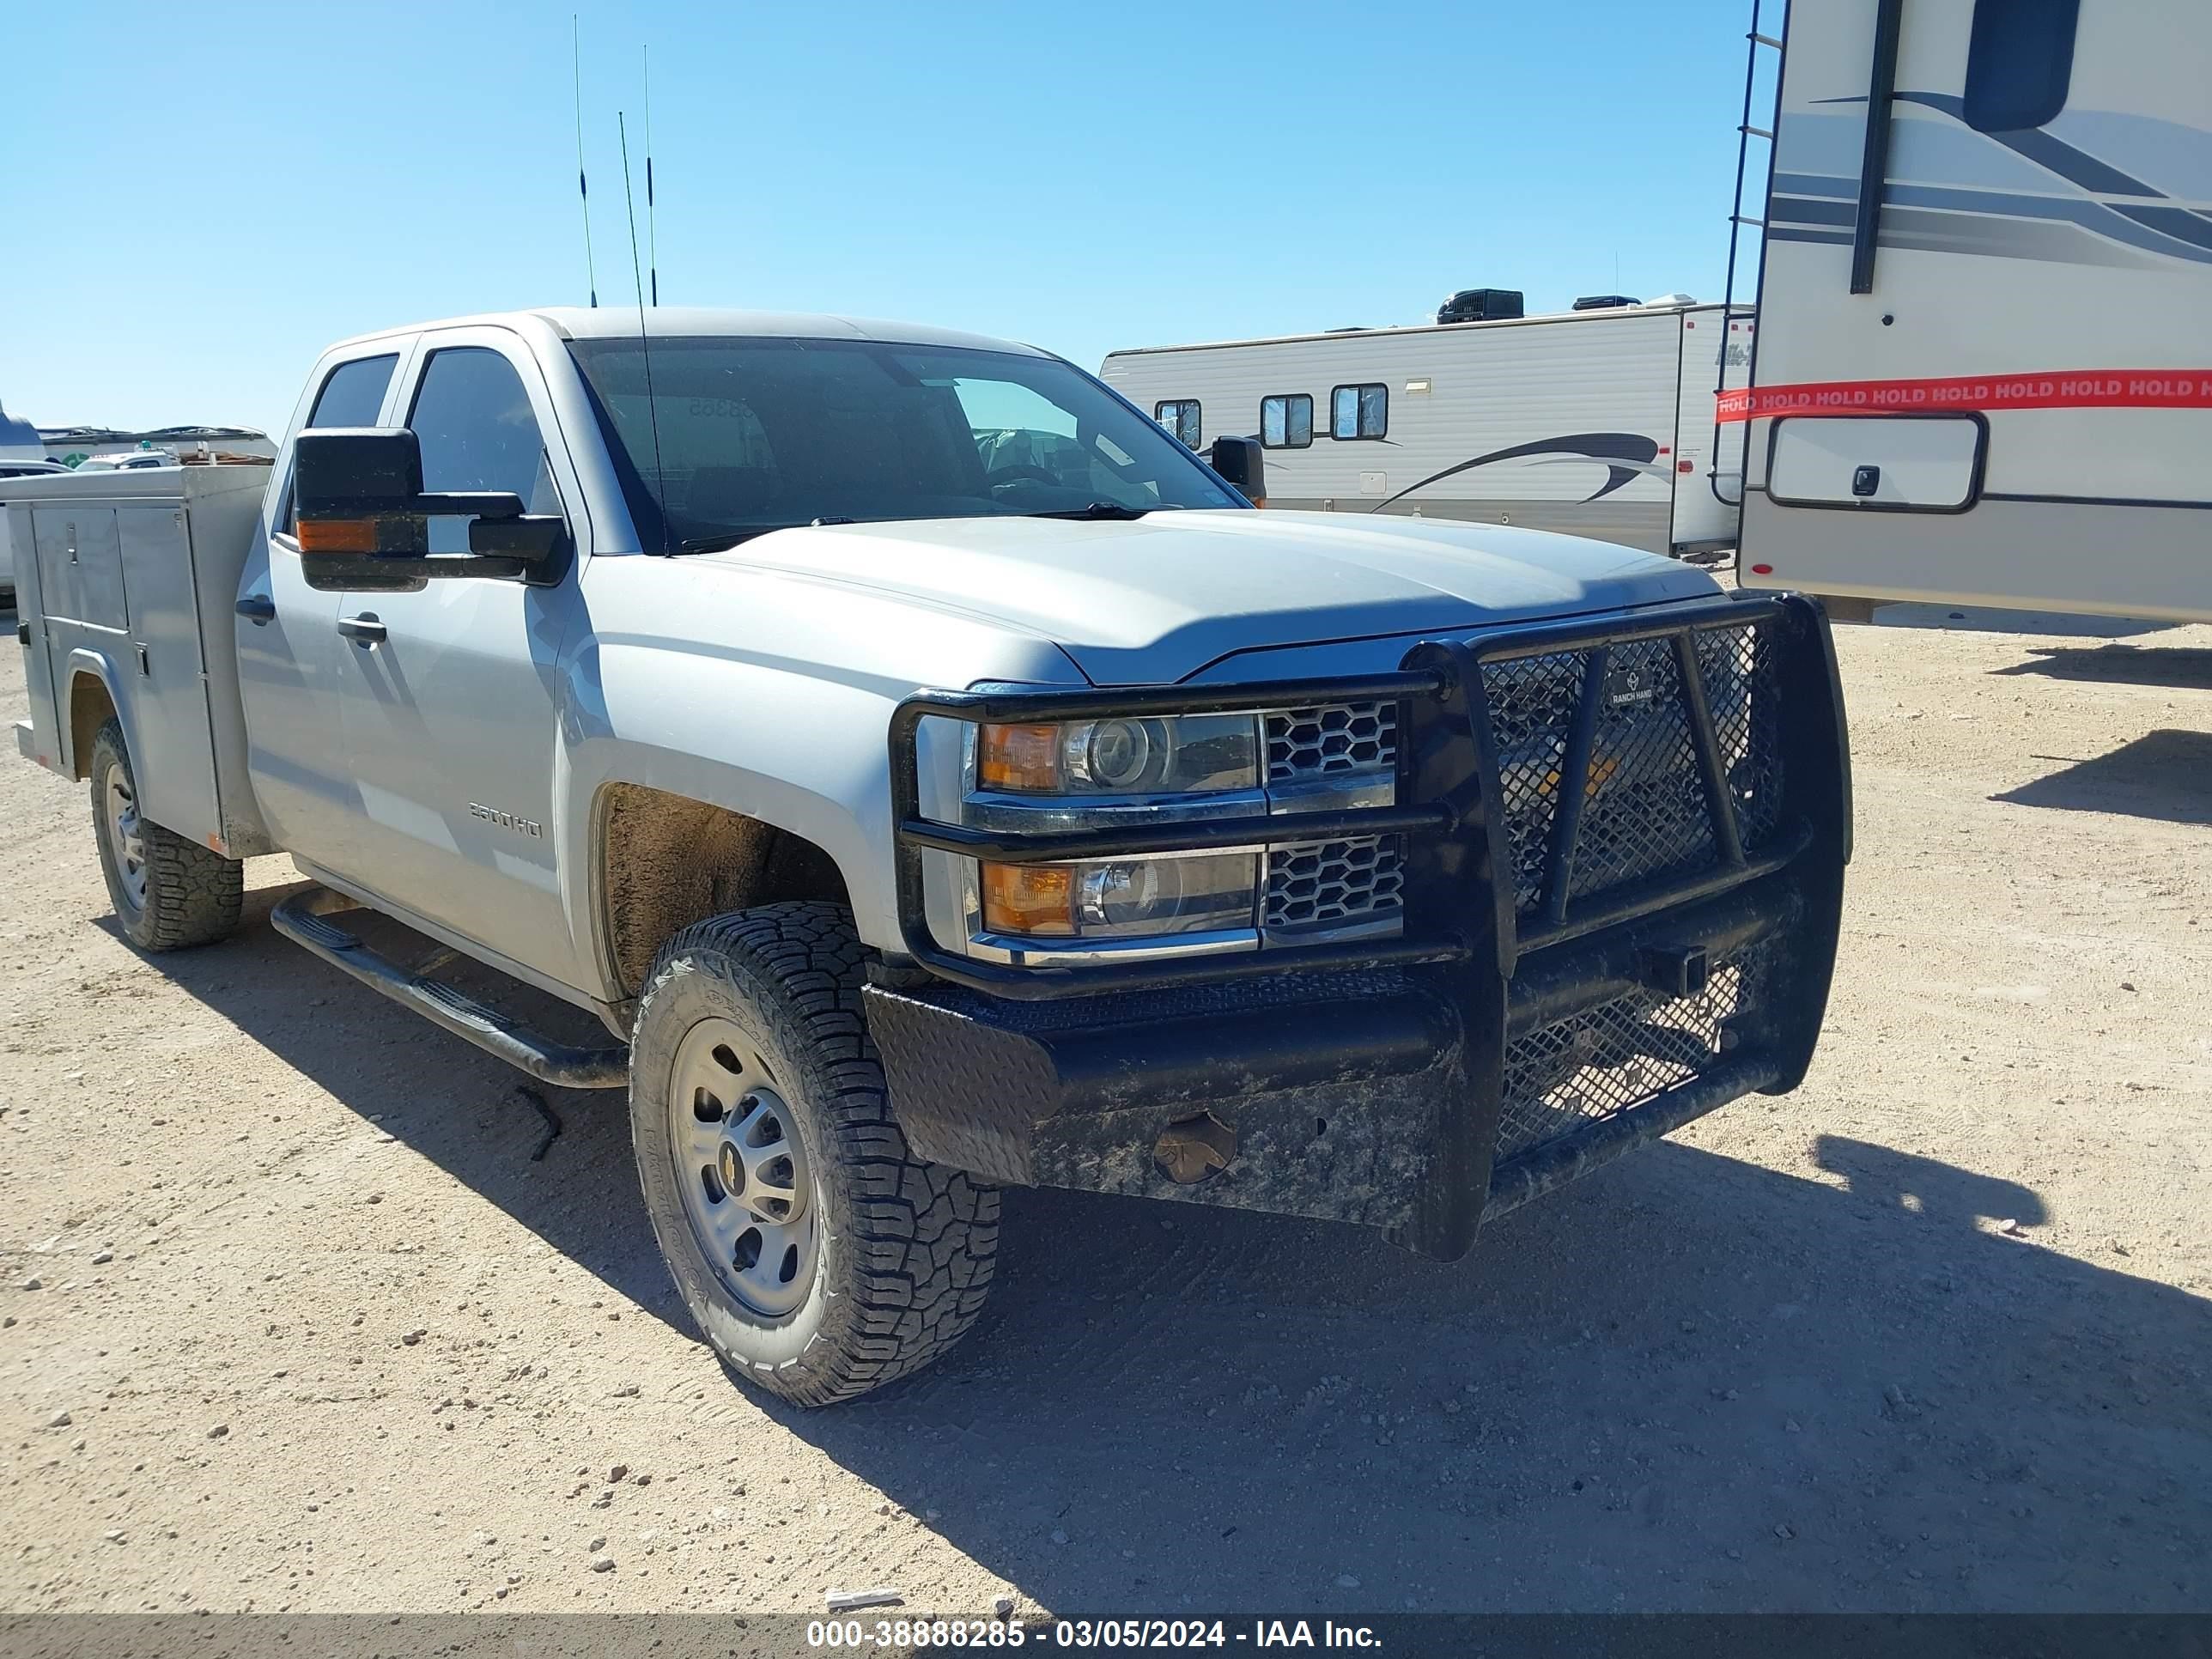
2,605,2208,1621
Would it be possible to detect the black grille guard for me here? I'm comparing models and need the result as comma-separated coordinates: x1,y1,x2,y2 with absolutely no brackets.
890,592,1847,989
882,591,1852,1259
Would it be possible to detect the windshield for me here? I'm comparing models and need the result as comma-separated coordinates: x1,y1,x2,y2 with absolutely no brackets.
567,335,1243,550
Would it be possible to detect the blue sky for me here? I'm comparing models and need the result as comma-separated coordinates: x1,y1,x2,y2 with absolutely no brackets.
3,0,1762,435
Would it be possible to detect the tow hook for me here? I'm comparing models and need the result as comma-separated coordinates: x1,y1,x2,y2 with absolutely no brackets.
1155,1111,1238,1185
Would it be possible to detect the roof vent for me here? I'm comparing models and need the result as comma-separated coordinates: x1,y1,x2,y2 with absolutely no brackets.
1572,295,1639,311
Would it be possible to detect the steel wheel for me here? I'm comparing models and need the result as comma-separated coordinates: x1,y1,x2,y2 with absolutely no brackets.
670,1016,817,1318
629,903,1000,1404
105,770,149,912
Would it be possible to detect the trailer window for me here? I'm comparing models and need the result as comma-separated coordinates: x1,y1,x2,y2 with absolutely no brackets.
279,352,400,534
1331,384,1388,441
1963,0,2080,132
1154,400,1201,449
1261,394,1313,450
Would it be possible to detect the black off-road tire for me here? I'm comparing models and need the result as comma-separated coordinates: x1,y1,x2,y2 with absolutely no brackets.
629,901,999,1406
88,720,243,951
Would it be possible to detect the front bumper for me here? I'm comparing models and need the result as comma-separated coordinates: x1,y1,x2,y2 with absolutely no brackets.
865,593,1850,1261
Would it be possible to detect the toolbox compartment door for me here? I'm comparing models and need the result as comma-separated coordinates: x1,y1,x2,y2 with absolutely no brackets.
33,507,128,629
112,502,225,852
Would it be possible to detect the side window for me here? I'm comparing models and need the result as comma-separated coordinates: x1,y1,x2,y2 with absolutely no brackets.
1963,0,2080,132
1260,393,1313,450
407,347,562,555
280,352,399,534
1331,383,1388,441
1153,399,1201,450
310,354,400,428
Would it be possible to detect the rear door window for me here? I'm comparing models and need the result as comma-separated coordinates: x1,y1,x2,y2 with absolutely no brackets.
281,352,399,534
309,355,399,428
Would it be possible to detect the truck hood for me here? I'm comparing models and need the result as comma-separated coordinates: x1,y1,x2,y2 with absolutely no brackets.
703,510,1720,684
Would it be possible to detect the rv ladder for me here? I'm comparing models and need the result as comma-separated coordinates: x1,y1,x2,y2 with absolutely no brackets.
1713,0,1786,511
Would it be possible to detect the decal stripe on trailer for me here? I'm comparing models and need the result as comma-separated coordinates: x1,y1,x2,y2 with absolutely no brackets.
1717,371,2212,422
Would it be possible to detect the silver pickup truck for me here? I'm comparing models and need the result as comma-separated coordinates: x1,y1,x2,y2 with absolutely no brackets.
7,307,1850,1405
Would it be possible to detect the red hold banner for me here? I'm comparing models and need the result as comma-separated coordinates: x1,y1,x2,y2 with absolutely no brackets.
1716,370,2212,422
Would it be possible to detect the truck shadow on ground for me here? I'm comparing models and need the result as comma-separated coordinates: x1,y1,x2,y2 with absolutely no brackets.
1992,730,2212,826
135,878,2212,1614
789,1137,2211,1614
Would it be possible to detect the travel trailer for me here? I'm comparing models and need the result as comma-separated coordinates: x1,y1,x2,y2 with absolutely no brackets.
1100,298,1755,559
1731,0,2212,623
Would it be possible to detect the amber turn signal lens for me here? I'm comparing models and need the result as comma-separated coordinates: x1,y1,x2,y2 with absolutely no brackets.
980,862,1076,936
1542,754,1621,800
977,723,1064,793
295,518,377,554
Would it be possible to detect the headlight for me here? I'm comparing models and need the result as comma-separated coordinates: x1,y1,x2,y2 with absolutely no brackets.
976,714,1260,796
979,853,1259,939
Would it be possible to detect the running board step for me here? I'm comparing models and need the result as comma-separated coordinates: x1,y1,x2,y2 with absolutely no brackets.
270,886,629,1090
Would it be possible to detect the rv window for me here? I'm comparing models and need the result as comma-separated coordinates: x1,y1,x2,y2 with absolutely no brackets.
1261,394,1313,450
1154,400,1201,449
1963,0,2080,132
1331,384,1388,441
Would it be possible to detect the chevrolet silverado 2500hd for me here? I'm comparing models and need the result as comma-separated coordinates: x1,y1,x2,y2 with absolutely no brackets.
6,307,1850,1405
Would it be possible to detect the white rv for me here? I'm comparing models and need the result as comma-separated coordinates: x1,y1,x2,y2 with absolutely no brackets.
1733,0,2212,623
1099,300,1755,558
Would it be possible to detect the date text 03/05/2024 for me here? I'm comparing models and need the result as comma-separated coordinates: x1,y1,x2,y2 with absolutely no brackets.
805,1619,1382,1649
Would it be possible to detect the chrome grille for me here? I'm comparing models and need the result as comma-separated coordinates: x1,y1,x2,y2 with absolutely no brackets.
1262,701,1402,933
1264,836,1404,932
1495,938,1776,1164
1264,702,1399,783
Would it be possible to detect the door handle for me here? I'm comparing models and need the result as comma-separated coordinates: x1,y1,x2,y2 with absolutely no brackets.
337,614,387,646
234,593,276,626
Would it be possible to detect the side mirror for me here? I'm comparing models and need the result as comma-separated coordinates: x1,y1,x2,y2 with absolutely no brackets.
293,427,565,586
1207,435,1267,507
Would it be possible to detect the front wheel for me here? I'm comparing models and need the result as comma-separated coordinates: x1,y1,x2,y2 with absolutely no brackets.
629,902,1000,1406
88,720,242,951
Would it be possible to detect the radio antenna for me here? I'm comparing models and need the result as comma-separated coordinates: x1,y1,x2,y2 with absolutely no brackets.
642,46,659,306
572,15,598,307
619,111,670,553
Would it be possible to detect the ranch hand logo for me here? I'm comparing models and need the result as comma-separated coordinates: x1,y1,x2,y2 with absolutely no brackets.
1603,661,1658,708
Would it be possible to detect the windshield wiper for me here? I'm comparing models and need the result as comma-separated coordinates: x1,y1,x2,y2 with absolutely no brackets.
678,517,862,554
1023,501,1156,521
